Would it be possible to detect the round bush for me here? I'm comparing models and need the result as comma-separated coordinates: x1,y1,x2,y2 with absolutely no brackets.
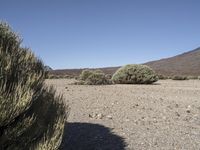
112,64,158,84
79,70,111,85
79,69,93,81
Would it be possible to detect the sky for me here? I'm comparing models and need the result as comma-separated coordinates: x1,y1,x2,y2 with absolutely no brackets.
0,0,200,69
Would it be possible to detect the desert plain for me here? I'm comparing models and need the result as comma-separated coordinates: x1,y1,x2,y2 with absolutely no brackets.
46,79,200,150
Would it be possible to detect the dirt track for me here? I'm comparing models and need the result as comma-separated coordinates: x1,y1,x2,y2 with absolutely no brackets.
46,79,200,150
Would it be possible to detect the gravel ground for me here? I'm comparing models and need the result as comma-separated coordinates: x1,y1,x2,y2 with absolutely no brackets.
46,79,200,150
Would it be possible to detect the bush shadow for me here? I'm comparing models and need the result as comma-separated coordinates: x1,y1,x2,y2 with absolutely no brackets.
60,122,127,150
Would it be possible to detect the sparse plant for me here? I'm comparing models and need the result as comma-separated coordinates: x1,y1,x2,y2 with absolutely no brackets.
79,69,93,81
157,74,168,80
172,75,188,80
79,69,111,85
0,22,68,149
112,64,158,84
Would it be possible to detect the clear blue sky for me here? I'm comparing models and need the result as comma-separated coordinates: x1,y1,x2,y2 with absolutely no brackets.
0,0,200,69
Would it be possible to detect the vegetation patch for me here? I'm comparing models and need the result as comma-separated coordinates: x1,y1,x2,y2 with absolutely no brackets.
0,22,68,149
172,76,188,80
112,64,158,84
78,70,112,85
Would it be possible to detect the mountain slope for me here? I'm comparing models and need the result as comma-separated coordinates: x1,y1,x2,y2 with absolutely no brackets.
144,47,200,76
50,47,200,76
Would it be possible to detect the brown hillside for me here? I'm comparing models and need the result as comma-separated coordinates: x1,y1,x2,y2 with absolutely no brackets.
50,47,200,76
144,47,200,76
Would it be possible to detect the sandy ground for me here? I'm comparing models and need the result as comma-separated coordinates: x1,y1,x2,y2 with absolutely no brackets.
46,79,200,150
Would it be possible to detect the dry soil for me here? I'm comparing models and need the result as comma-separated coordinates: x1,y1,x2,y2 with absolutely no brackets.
46,79,200,150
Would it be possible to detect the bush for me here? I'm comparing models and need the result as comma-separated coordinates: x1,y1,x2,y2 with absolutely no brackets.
0,22,68,149
79,70,111,85
172,75,188,80
157,74,168,80
198,76,200,80
112,64,158,84
79,69,93,81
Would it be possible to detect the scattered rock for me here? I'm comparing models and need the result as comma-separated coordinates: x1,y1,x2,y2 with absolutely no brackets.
186,109,191,113
175,112,180,117
106,115,113,119
89,113,97,118
186,105,191,113
89,113,104,119
175,103,179,108
97,113,103,119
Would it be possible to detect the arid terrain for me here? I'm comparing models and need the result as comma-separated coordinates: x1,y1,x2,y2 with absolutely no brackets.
47,79,200,150
50,47,200,77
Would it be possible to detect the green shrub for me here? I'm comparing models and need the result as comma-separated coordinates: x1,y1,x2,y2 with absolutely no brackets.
79,70,111,85
172,75,188,80
157,74,168,80
105,74,112,80
79,69,93,81
0,22,68,149
112,64,158,84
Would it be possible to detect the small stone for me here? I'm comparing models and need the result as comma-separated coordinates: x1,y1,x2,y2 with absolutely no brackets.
89,113,97,118
175,104,179,108
186,109,191,113
186,105,191,113
106,115,113,119
97,113,103,119
175,112,180,117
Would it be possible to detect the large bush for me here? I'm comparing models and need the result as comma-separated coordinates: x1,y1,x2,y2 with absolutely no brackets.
79,70,111,85
0,22,68,149
112,64,158,84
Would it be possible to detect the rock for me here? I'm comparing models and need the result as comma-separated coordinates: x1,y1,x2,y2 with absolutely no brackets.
186,105,191,113
106,115,113,119
186,109,191,113
175,112,180,117
89,113,97,118
97,113,103,119
175,103,179,108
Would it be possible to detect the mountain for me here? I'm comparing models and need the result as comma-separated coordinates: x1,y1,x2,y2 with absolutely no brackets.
144,47,200,76
50,47,200,76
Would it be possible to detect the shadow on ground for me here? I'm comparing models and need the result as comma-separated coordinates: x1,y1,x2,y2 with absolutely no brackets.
60,122,127,150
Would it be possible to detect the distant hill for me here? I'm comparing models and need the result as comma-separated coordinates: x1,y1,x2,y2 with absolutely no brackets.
50,47,200,76
144,47,200,76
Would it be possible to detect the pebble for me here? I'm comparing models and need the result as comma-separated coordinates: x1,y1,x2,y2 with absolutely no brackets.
186,105,191,113
89,113,104,119
106,115,113,119
97,113,103,119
